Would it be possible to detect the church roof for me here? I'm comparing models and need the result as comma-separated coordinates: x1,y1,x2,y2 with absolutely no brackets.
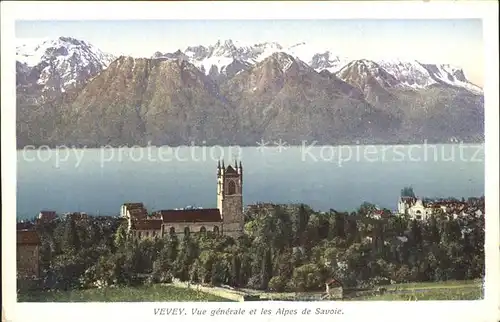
123,202,145,209
157,208,222,223
128,208,148,219
225,166,238,175
17,230,41,245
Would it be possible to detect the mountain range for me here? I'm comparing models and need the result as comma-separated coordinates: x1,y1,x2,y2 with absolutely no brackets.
15,37,484,148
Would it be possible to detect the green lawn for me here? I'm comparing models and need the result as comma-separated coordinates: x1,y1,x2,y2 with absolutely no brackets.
386,279,482,290
18,284,233,302
17,280,484,302
355,279,483,301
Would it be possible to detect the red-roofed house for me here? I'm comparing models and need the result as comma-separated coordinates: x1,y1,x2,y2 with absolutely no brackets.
38,210,56,222
325,278,343,299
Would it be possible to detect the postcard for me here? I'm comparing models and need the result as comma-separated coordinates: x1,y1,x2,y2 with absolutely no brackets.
1,1,499,322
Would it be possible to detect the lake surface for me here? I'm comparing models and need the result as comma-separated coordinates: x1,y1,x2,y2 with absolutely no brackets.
16,144,485,219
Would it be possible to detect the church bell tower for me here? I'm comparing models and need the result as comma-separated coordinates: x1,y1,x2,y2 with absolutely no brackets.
217,160,244,238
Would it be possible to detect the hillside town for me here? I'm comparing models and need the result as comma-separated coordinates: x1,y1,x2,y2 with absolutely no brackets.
16,163,484,301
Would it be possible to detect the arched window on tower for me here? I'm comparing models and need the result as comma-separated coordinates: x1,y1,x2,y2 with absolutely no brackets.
213,226,220,235
184,227,190,236
169,227,175,235
227,180,236,195
200,226,206,233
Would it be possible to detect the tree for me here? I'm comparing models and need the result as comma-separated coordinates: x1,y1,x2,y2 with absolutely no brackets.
291,263,324,292
268,275,287,292
295,204,310,246
62,217,80,254
260,248,273,290
114,223,128,249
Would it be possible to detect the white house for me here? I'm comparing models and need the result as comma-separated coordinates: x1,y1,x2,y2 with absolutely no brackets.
397,197,433,220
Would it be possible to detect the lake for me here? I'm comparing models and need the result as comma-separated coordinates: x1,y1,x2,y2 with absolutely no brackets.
16,143,485,219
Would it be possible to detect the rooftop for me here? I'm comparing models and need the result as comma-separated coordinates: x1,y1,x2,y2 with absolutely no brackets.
17,230,41,245
156,208,222,223
123,202,145,209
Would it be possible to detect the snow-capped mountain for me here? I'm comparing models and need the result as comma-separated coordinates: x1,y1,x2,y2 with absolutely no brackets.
151,39,482,95
15,37,484,148
15,36,482,97
153,40,285,80
377,59,483,94
419,63,483,94
377,59,438,89
16,36,115,95
308,51,350,74
337,59,403,92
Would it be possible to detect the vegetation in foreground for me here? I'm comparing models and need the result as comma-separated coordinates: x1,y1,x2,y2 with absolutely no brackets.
355,281,482,301
18,190,484,300
18,284,231,302
18,280,482,302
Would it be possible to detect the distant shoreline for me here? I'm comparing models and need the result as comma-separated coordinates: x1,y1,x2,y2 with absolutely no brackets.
15,141,485,151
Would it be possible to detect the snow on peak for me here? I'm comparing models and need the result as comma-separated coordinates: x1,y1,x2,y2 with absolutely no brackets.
420,63,483,94
165,40,288,77
286,42,322,63
309,51,349,74
337,59,404,90
270,52,295,72
16,36,115,68
157,39,482,94
16,36,116,93
377,59,438,89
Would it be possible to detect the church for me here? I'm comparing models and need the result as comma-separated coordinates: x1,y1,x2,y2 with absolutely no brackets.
123,160,244,239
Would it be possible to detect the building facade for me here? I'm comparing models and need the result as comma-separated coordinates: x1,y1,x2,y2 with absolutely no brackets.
397,197,433,220
38,210,56,222
217,160,244,237
17,230,41,279
127,160,244,239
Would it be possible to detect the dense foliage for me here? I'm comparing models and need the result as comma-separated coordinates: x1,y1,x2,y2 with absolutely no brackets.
29,201,484,293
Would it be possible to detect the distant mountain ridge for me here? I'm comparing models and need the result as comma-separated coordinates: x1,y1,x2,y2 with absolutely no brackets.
151,39,482,94
15,37,484,148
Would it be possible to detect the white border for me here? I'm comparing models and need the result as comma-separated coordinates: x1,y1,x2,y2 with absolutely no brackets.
1,1,498,322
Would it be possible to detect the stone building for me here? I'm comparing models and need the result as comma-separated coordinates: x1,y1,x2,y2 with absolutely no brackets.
216,160,244,237
121,203,146,218
17,230,41,278
127,160,244,239
121,203,149,231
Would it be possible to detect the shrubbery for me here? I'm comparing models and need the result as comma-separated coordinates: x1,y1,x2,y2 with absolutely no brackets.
29,201,484,293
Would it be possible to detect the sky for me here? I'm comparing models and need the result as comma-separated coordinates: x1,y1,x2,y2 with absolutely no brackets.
16,19,484,86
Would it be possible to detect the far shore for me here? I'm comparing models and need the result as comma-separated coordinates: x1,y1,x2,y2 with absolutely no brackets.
15,141,485,151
